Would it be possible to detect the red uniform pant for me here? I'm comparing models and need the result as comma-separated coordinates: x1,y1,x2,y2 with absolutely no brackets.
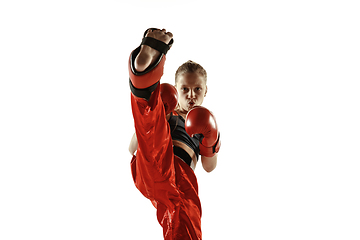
130,84,202,240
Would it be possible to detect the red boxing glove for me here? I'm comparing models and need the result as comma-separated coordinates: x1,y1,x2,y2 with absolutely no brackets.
160,83,178,115
185,106,221,157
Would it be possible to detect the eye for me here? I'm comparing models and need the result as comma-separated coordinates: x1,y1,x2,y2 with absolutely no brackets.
182,87,188,92
195,87,201,91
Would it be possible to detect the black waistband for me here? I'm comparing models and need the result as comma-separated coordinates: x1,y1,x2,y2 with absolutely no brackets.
173,145,192,166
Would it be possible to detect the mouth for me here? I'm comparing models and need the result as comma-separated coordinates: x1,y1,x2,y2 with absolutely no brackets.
188,101,196,108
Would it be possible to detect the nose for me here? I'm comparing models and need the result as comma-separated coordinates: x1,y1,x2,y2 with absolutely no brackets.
188,89,195,99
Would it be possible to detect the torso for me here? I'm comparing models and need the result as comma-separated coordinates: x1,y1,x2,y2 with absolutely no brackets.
172,140,198,170
167,111,201,171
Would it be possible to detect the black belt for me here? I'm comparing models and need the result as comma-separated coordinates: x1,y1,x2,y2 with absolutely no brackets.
173,145,192,166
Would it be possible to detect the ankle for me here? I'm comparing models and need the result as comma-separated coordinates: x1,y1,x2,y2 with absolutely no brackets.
134,45,161,72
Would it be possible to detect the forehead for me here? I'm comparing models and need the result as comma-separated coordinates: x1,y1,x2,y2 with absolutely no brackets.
177,72,206,86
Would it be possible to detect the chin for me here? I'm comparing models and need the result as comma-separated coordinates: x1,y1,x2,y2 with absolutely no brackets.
188,104,199,111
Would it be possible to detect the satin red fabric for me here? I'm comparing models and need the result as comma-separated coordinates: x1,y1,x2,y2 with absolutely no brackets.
130,84,202,240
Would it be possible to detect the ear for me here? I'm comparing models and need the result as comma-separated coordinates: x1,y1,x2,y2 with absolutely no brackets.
204,85,208,97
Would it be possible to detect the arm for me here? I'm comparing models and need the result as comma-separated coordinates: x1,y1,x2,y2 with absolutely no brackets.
128,133,138,155
201,153,218,173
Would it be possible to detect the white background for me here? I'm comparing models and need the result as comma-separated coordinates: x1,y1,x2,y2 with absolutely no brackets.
1,0,359,239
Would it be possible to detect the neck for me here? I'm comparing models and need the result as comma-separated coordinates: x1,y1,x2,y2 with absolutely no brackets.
175,107,188,119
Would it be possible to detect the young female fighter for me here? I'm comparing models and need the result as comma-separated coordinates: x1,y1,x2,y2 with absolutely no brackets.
128,28,220,240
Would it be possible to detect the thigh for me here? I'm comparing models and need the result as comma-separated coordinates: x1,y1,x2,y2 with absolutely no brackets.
131,84,170,156
131,84,175,186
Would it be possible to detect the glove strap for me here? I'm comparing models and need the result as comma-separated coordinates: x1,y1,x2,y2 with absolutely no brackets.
199,133,221,157
213,133,221,153
141,37,170,55
141,28,174,55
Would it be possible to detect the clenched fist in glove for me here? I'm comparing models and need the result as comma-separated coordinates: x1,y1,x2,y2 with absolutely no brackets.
185,106,221,157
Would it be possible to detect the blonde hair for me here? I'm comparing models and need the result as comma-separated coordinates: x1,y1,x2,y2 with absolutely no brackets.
175,60,207,84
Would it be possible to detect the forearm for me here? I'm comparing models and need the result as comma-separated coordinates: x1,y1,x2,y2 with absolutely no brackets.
201,153,217,173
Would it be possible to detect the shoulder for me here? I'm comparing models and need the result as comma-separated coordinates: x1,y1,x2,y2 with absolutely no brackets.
172,110,187,121
167,111,177,124
168,111,183,121
171,110,179,116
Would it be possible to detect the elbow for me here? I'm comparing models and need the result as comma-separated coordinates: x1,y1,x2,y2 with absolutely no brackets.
203,164,216,173
204,168,215,173
129,146,134,155
202,155,217,173
129,133,138,155
129,143,138,155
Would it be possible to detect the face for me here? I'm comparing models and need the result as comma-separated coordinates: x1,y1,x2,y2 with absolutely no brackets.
175,72,207,113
